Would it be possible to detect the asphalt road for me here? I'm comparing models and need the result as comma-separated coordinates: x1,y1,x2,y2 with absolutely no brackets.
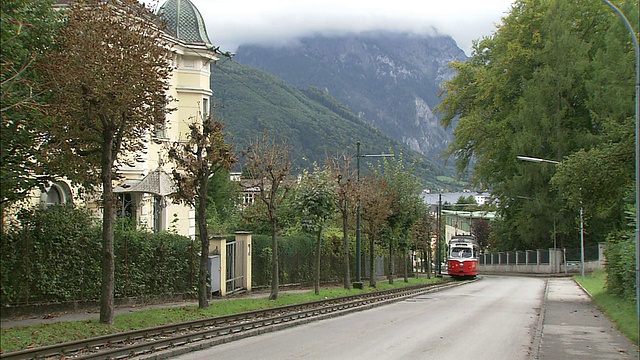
174,276,545,360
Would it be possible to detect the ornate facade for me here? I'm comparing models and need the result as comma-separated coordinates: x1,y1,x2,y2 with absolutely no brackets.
37,0,219,238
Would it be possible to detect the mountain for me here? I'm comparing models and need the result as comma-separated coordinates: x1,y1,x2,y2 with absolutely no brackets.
210,59,460,190
234,31,468,161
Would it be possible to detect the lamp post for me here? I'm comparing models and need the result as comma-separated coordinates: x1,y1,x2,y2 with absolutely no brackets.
437,194,442,276
520,0,639,321
601,0,640,322
517,156,585,281
355,141,394,288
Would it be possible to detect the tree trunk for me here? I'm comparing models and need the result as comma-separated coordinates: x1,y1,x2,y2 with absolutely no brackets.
269,216,279,300
368,236,376,288
425,245,431,279
99,139,115,325
197,178,210,309
315,228,322,295
388,239,394,284
403,246,409,282
342,210,351,290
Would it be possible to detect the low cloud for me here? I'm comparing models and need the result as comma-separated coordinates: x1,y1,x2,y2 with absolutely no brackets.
151,0,513,56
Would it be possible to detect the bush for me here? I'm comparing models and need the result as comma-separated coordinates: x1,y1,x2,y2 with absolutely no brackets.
604,230,636,302
115,230,196,298
1,205,196,306
1,205,100,304
251,232,354,287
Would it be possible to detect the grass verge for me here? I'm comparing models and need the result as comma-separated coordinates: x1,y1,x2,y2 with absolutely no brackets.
574,270,638,345
1,276,445,353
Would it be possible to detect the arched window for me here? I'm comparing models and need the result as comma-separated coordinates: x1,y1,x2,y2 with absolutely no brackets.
40,181,73,207
46,186,62,205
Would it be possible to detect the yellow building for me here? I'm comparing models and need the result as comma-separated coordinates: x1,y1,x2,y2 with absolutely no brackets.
37,0,219,238
114,0,219,238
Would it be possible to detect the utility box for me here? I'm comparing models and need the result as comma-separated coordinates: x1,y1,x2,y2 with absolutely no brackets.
209,236,227,296
209,255,221,295
207,233,252,297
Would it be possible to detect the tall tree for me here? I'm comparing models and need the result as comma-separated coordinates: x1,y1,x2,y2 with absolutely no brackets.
471,218,492,252
1,0,60,210
37,0,172,324
359,174,392,287
168,119,235,309
327,152,358,290
206,169,242,234
293,165,336,295
411,212,435,277
374,153,424,283
243,132,293,300
437,0,637,251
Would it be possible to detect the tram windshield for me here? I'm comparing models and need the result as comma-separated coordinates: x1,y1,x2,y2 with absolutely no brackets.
450,247,473,258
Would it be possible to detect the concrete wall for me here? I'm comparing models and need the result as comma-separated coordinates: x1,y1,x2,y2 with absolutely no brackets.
479,260,603,274
478,243,605,275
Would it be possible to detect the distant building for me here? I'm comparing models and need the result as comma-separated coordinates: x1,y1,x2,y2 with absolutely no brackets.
421,191,493,206
474,193,492,206
421,191,496,243
441,210,496,243
229,173,260,208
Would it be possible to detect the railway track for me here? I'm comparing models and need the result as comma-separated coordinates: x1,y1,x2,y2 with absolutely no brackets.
2,279,470,360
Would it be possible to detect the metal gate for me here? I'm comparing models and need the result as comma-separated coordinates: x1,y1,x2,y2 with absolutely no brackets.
226,240,245,293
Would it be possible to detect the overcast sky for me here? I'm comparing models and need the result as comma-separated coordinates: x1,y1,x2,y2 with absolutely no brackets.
150,0,515,56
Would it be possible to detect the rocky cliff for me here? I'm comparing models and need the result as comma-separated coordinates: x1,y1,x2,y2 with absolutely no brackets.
234,31,468,161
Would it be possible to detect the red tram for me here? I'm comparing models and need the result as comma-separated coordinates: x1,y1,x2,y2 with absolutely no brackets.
447,235,479,278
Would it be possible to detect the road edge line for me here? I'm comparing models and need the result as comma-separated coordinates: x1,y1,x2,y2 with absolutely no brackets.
529,278,549,360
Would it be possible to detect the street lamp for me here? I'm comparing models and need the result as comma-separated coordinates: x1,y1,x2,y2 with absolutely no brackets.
520,0,639,322
517,155,585,281
355,141,394,288
601,0,640,322
516,156,559,165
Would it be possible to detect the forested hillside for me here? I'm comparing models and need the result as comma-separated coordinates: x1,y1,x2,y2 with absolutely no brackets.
210,59,458,190
234,31,468,160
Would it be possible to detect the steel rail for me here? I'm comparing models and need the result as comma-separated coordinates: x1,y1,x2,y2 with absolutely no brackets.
1,280,467,360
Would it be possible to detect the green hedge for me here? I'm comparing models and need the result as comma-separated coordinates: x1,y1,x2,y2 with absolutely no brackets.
251,232,356,287
1,205,101,304
1,205,196,306
1,205,412,305
114,230,196,299
604,230,636,303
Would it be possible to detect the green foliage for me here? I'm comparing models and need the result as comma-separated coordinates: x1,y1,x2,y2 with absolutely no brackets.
375,153,427,249
240,197,301,236
211,60,451,189
1,205,99,304
206,169,242,234
1,0,61,206
293,166,337,292
167,119,236,307
603,230,636,303
576,270,638,344
1,205,196,306
437,0,638,251
451,195,478,211
114,230,195,299
293,166,336,234
168,120,236,209
251,233,351,286
37,0,173,188
36,0,176,324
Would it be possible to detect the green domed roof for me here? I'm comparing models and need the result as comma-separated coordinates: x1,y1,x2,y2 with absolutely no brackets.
157,0,211,44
